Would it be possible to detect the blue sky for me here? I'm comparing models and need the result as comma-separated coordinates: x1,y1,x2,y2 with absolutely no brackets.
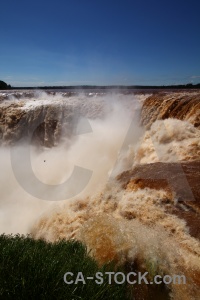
0,0,200,86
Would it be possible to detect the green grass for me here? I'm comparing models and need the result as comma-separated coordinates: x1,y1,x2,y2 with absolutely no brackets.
0,234,130,300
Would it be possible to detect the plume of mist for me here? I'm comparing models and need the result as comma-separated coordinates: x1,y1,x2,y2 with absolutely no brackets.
0,92,143,234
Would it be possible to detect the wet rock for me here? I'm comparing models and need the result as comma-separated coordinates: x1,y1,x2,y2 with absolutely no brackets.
141,91,200,129
0,94,104,146
117,161,200,239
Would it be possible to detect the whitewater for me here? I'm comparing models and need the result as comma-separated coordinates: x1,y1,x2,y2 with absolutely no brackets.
0,90,200,299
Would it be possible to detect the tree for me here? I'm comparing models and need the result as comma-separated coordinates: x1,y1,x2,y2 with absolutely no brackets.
0,80,11,90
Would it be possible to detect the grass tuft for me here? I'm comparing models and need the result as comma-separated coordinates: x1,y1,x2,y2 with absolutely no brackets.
0,234,129,300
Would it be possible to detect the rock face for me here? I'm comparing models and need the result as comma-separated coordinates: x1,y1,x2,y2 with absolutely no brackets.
141,91,200,129
0,92,105,146
0,101,73,147
117,161,200,240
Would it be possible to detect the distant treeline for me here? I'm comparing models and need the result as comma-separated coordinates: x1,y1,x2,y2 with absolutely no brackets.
10,83,200,90
1,79,200,90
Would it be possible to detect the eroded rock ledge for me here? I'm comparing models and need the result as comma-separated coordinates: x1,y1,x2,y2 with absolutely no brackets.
117,161,200,239
141,91,200,129
0,94,104,146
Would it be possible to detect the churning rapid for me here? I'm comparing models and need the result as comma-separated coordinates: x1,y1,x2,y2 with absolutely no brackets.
0,90,200,299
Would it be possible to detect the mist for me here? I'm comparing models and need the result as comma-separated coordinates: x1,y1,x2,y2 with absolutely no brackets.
0,92,143,234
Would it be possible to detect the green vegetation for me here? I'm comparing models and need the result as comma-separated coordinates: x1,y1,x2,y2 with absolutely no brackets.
0,234,129,300
0,80,11,90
